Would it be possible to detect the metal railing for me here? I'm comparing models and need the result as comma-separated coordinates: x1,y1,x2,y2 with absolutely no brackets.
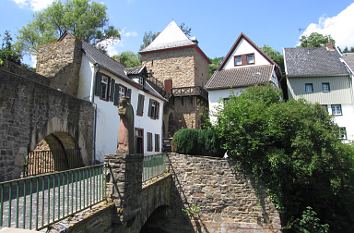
0,164,105,230
142,154,168,182
24,149,83,177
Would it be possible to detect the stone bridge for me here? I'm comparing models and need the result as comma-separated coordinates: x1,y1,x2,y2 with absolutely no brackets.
0,61,94,181
49,153,281,233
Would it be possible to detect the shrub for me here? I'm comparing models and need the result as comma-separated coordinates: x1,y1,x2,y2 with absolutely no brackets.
215,85,354,232
172,128,224,157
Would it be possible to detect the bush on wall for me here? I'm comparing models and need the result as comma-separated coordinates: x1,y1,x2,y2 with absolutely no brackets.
172,128,224,157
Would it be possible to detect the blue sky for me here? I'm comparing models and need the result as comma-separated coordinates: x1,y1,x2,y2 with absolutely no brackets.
1,0,354,66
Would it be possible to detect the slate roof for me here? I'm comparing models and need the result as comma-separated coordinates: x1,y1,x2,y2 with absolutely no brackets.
140,21,195,53
342,53,354,73
284,47,349,77
82,41,128,79
125,66,144,75
205,65,274,90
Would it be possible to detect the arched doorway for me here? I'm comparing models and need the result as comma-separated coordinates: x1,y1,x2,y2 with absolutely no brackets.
140,206,170,233
24,132,83,176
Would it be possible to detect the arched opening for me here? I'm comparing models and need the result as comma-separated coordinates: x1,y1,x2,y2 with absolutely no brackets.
140,206,170,233
24,132,83,176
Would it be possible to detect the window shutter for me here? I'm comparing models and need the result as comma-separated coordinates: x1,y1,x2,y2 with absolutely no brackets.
127,88,132,102
113,83,120,106
148,99,153,117
95,72,102,96
155,102,160,119
110,79,115,102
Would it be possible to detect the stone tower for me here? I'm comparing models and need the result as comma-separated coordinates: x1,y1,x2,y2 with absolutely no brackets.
140,21,210,138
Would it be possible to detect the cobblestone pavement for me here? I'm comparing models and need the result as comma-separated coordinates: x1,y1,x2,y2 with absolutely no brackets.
0,173,104,231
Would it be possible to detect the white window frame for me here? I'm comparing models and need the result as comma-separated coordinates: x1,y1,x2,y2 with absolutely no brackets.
331,104,342,116
100,75,109,100
339,127,347,140
305,83,314,93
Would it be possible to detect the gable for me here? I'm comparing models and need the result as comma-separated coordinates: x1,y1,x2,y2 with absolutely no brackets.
219,33,275,71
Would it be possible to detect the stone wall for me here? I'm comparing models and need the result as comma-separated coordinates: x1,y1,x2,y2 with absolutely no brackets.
166,153,281,233
0,68,94,181
141,47,196,88
193,50,210,87
36,34,82,96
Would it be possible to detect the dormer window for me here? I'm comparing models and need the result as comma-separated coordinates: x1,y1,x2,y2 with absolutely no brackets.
234,55,242,66
247,53,255,64
234,53,255,66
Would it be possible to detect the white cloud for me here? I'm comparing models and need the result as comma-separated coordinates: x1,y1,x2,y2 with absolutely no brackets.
12,0,54,11
301,3,354,49
96,28,138,56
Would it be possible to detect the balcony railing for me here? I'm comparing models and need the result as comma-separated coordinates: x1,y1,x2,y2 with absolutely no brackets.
171,86,208,100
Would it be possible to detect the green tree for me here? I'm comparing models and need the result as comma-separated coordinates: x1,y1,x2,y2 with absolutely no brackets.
112,51,141,68
208,57,224,77
299,32,335,48
17,0,119,53
215,85,354,232
342,46,354,53
0,31,21,64
261,45,284,73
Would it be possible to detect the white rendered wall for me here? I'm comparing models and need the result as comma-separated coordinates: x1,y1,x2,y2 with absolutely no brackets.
78,54,95,101
328,104,354,142
208,88,244,124
223,38,270,70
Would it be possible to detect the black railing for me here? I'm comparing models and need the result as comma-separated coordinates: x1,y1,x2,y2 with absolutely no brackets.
171,86,208,100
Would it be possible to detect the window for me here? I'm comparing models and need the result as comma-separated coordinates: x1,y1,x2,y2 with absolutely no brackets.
246,53,255,64
135,128,144,154
100,75,110,100
322,82,330,93
305,83,314,93
339,127,347,140
147,132,153,152
137,94,145,116
148,99,160,119
234,55,242,66
331,104,342,116
119,85,127,98
155,134,160,152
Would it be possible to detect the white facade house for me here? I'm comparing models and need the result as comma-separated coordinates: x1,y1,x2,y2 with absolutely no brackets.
77,41,165,161
205,33,281,124
284,47,354,142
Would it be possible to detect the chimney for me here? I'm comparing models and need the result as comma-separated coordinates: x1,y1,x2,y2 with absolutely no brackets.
325,42,335,51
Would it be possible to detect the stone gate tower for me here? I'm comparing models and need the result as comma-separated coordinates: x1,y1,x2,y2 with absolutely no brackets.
140,21,210,138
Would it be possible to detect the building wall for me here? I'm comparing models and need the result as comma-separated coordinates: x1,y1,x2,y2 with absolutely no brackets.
141,47,196,88
36,34,82,96
287,76,354,104
208,88,244,124
193,49,209,86
223,38,270,70
79,63,164,161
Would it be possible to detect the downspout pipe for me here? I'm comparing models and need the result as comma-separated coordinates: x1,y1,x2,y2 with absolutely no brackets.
91,63,100,164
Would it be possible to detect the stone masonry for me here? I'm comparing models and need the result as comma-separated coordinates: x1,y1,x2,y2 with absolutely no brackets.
36,33,82,96
166,153,281,233
141,46,209,135
0,65,94,181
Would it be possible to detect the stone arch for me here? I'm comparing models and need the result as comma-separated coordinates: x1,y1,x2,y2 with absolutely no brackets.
140,205,170,233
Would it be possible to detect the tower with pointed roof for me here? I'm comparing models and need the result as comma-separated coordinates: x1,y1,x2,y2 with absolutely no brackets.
140,21,210,138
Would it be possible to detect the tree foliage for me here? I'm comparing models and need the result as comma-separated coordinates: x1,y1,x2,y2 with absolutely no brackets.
17,0,119,53
0,31,22,64
215,85,354,232
299,32,335,48
208,57,224,77
342,46,354,53
112,51,141,68
261,45,284,73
